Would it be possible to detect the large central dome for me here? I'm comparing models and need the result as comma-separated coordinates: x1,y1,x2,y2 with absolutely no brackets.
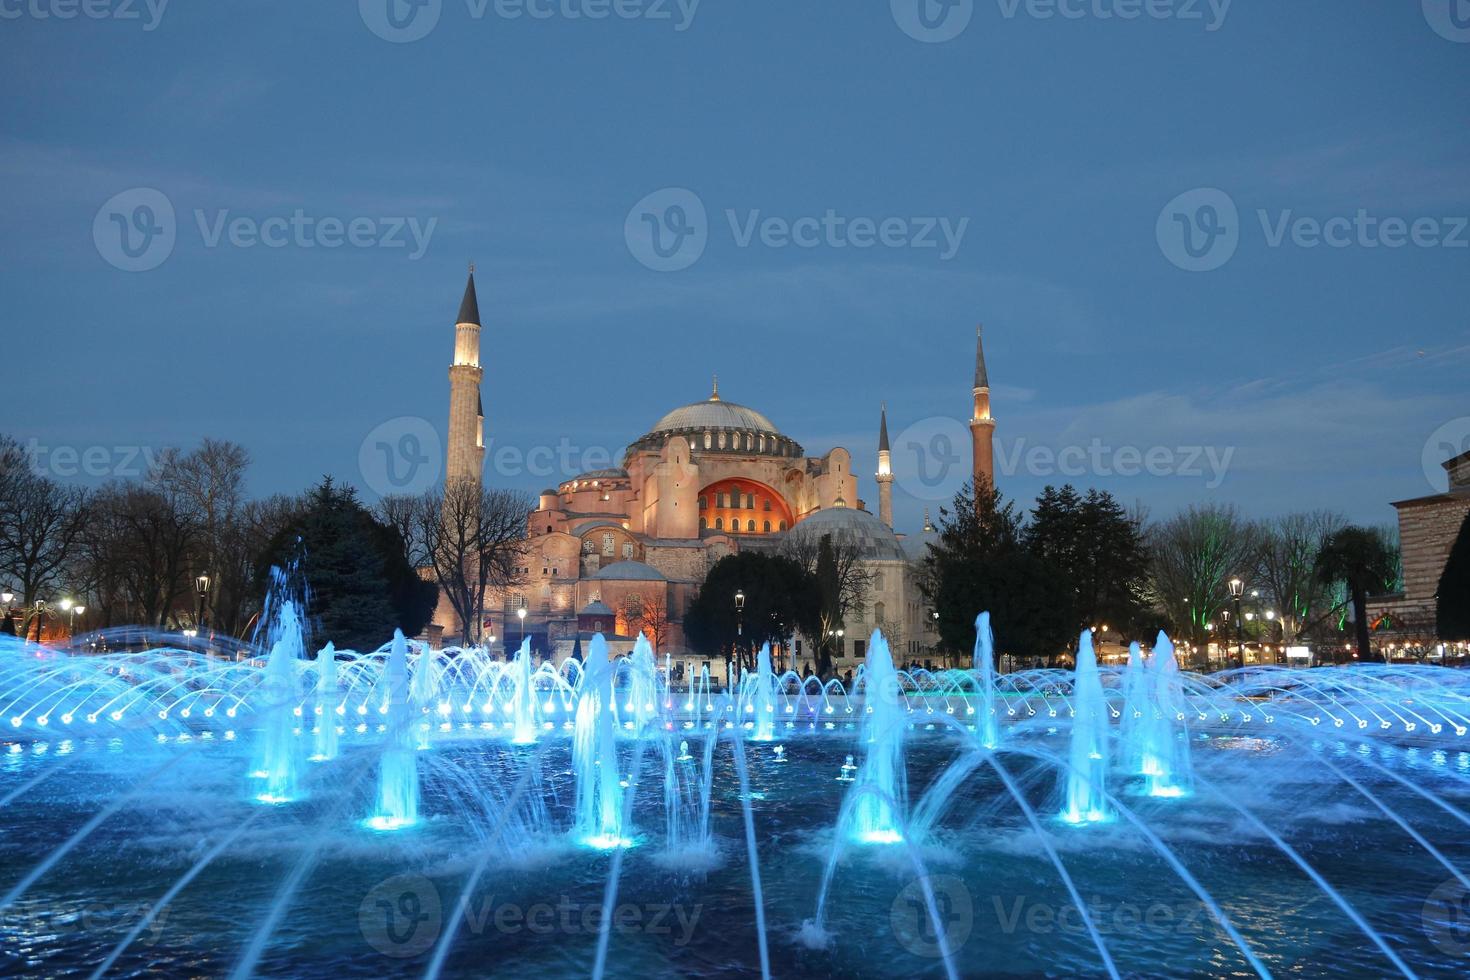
628,380,802,458
650,397,780,435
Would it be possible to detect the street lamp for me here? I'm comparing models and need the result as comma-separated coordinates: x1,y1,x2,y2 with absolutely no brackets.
1,589,13,635
516,606,528,657
1228,577,1245,666
31,600,47,643
195,573,211,636
731,589,746,686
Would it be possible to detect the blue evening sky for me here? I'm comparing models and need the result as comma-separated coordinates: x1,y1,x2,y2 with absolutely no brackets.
2,1,1467,533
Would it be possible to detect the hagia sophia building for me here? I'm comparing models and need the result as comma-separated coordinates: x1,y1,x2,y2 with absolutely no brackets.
425,270,996,676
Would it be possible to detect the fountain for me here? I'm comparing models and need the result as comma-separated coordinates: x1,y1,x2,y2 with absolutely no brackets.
3,596,1470,977
574,634,628,848
847,629,906,843
252,600,303,804
1060,629,1111,824
973,611,999,748
1139,632,1192,798
366,629,418,830
510,637,538,744
310,641,338,762
752,642,777,741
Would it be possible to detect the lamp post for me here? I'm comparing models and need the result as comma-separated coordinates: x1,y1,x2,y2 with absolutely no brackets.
194,573,211,636
1,588,14,636
516,606,527,658
31,600,47,642
732,588,745,687
1228,577,1245,666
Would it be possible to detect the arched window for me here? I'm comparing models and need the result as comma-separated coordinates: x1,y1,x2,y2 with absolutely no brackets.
874,601,886,623
717,431,726,449
715,518,723,530
622,542,634,559
746,520,755,532
704,432,711,449
779,521,788,531
763,521,771,532
602,533,615,556
700,517,708,530
583,539,595,554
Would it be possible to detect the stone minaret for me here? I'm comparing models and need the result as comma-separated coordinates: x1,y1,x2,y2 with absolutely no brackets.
446,268,485,485
970,325,995,490
876,403,894,528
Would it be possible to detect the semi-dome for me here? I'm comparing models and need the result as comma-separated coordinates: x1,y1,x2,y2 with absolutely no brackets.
592,560,667,581
786,506,908,562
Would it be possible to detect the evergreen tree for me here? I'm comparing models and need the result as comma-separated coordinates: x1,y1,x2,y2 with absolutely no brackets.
1437,510,1470,641
1025,485,1151,638
921,480,1073,664
258,478,438,651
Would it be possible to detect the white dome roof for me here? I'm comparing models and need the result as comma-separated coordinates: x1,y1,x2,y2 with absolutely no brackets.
649,398,780,436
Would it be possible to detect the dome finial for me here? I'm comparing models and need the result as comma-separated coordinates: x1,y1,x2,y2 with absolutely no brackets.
710,374,720,401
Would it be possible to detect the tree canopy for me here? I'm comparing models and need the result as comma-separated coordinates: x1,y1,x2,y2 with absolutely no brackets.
257,478,438,651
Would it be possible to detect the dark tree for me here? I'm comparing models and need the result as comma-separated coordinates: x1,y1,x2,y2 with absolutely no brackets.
1316,525,1397,664
684,552,817,671
1437,510,1470,641
258,478,438,651
922,480,1074,663
1025,485,1151,638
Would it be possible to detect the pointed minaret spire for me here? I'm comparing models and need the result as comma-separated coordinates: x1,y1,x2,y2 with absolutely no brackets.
710,374,720,401
447,270,486,486
457,265,481,327
974,324,989,388
876,402,894,529
970,325,996,492
922,508,935,533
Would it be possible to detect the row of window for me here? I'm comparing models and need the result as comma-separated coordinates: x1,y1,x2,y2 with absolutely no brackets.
700,431,785,453
700,492,773,511
701,517,787,533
